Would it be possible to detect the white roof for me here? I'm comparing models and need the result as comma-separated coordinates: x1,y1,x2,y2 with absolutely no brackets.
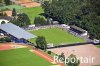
0,23,36,39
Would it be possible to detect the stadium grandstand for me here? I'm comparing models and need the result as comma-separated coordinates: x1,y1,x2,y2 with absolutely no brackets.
0,23,36,44
69,25,88,37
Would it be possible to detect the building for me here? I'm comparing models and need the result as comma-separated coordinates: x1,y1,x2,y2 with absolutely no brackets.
61,24,70,29
69,25,88,37
0,23,36,44
0,16,12,24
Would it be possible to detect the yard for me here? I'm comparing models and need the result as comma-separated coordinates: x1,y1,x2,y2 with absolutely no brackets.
0,5,44,24
29,28,85,45
96,45,100,48
0,48,52,66
0,5,25,10
19,6,44,24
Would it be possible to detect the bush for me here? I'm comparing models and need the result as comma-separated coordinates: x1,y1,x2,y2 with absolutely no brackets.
4,37,11,42
0,37,11,43
48,51,52,54
36,36,47,51
34,17,47,26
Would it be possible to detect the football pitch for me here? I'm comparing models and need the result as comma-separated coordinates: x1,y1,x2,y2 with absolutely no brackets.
29,28,85,45
0,48,52,66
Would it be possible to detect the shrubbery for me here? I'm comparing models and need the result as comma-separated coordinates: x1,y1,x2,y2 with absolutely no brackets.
48,51,51,54
0,37,11,43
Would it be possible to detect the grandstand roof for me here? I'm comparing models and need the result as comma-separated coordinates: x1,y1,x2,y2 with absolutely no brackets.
70,25,86,32
0,23,36,39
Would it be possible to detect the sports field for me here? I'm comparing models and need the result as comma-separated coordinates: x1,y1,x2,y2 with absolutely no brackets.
19,6,44,24
0,48,52,66
29,28,84,45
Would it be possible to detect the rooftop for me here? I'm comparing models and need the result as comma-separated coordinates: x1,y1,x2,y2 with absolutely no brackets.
0,23,36,39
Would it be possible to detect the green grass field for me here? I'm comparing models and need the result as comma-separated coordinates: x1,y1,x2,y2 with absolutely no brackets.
29,28,85,45
19,6,44,24
0,5,25,10
0,5,44,24
96,45,100,48
0,48,52,66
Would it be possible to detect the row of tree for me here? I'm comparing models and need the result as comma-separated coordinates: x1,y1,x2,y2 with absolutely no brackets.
0,0,11,6
42,0,100,40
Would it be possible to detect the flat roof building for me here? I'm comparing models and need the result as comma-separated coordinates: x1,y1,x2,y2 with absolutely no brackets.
69,25,88,37
0,23,36,43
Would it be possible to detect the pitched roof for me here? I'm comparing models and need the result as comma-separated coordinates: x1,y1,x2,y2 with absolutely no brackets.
0,23,36,39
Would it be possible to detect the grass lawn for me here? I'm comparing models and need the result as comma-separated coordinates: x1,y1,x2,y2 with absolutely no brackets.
19,6,44,24
0,48,52,66
96,45,100,48
29,28,85,45
0,5,44,24
0,5,25,10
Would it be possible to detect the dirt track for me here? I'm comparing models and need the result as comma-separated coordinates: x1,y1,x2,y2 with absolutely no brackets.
48,44,100,66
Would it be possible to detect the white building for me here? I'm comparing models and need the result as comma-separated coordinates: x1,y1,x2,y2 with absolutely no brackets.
0,19,9,24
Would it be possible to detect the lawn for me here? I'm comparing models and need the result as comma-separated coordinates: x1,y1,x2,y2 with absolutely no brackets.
29,28,85,45
0,5,44,24
19,6,44,24
0,48,52,66
0,5,25,10
96,45,100,48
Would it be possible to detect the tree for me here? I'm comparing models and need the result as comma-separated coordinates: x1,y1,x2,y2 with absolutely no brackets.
11,13,31,27
12,8,17,17
17,13,31,26
36,36,47,51
34,17,47,26
66,54,80,66
42,0,100,40
4,0,11,5
58,52,65,62
42,0,83,24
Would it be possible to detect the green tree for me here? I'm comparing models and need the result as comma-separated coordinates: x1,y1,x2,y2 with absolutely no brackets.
4,0,11,5
42,0,83,24
36,36,47,51
42,0,100,40
66,54,80,66
11,13,31,27
12,8,17,17
34,17,47,26
58,52,65,62
17,13,31,26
